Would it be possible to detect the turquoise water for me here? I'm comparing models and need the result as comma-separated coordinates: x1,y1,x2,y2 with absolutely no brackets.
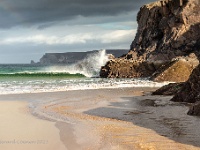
0,64,168,95
0,64,85,78
0,64,43,74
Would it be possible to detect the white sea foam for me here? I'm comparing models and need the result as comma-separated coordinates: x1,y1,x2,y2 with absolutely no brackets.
45,49,109,77
0,78,170,95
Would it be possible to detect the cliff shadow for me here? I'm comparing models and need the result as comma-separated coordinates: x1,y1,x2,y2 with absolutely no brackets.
84,94,200,148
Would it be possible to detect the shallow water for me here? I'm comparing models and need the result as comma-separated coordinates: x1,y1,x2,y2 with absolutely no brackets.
0,76,169,95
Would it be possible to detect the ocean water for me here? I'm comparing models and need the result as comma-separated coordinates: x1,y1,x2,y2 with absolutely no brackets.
0,50,168,95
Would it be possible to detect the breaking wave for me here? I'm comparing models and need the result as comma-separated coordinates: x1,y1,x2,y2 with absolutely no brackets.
46,49,109,77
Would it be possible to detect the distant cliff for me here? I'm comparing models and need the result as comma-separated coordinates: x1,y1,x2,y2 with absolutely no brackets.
100,0,200,82
39,49,129,65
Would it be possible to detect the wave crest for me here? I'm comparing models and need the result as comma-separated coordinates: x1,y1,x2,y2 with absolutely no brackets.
46,49,109,77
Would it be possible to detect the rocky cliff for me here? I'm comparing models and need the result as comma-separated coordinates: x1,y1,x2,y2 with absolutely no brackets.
100,0,200,82
129,0,200,61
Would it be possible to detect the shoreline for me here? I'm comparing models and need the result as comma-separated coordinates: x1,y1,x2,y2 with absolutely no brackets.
0,101,66,150
0,87,200,149
0,77,170,96
0,83,169,96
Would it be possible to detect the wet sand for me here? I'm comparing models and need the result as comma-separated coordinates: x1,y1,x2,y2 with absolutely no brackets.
0,101,66,150
0,87,200,149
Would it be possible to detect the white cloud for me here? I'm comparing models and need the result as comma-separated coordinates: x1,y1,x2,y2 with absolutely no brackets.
0,29,136,45
101,30,136,43
0,34,91,45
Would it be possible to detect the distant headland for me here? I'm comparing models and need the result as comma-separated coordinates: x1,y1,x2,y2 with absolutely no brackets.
31,49,129,65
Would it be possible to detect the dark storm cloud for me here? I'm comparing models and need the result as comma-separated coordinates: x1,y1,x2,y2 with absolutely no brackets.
0,0,155,28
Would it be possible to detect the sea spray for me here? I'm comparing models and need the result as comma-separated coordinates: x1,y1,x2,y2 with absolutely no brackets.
46,49,109,77
74,49,109,77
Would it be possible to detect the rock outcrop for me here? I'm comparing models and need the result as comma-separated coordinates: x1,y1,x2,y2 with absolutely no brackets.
187,102,200,116
170,64,200,115
152,82,184,95
171,64,200,103
151,56,199,82
100,0,200,82
100,59,156,78
153,63,200,115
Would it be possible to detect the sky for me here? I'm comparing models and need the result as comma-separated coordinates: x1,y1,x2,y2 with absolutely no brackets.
0,0,155,63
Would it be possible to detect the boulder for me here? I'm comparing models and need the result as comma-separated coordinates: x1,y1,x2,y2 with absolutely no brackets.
170,64,200,116
171,64,200,103
152,82,184,95
152,62,200,116
187,102,200,116
100,59,156,78
151,57,199,82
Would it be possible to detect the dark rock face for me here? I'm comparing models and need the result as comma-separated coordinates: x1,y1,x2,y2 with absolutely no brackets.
170,64,200,115
171,64,200,103
129,0,200,61
100,56,199,80
152,61,200,115
100,60,156,78
100,0,200,81
152,82,184,95
187,102,200,116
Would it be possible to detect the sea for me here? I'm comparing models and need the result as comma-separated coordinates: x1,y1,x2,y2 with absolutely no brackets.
0,50,168,95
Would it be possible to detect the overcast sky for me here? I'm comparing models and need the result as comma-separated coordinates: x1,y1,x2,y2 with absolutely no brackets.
0,0,155,63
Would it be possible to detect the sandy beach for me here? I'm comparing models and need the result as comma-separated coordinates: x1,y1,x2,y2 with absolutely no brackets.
0,101,66,150
0,87,200,150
